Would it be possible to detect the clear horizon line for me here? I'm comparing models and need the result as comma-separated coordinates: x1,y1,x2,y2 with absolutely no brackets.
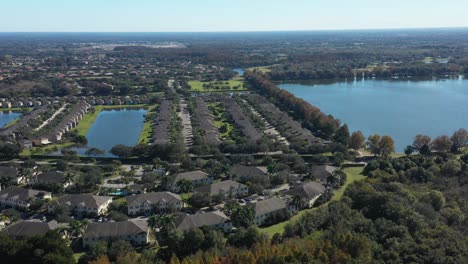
1,26,468,34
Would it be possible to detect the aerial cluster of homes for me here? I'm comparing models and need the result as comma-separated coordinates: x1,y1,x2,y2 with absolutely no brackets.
0,164,336,248
0,49,228,82
0,95,150,110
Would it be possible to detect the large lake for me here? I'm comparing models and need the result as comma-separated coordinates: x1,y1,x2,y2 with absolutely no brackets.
0,111,21,128
52,108,147,157
279,79,468,152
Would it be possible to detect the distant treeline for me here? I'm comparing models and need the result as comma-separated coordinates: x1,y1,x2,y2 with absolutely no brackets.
268,61,466,81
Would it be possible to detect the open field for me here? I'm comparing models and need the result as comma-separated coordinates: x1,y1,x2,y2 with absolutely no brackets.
261,167,366,236
189,79,246,92
246,66,272,73
208,102,235,141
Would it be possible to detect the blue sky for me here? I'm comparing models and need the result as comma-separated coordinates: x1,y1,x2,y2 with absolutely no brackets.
2,0,468,32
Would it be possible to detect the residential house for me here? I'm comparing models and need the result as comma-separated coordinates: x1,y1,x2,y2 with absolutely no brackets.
249,198,290,226
310,165,337,182
175,211,232,233
0,166,22,185
194,180,248,199
126,192,183,216
48,194,112,216
17,139,33,149
0,186,52,209
82,220,150,247
229,164,268,184
126,184,147,195
2,220,59,239
172,170,212,193
286,181,326,208
30,171,71,189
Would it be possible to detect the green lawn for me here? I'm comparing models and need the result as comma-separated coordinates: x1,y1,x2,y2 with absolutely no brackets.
208,102,235,140
2,107,33,112
3,118,20,128
246,66,271,73
138,105,157,144
189,79,246,92
332,167,366,201
75,104,149,136
261,167,366,236
73,252,85,263
21,142,75,156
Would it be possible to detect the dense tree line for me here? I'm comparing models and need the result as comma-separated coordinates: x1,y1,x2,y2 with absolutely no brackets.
0,231,74,264
245,71,341,140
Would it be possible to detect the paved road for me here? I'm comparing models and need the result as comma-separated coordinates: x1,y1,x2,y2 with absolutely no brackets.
33,104,68,131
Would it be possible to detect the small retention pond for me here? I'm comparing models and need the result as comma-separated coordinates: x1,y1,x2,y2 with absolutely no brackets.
0,111,21,128
50,108,147,157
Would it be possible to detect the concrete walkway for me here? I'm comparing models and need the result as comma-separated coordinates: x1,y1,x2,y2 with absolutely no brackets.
34,104,68,132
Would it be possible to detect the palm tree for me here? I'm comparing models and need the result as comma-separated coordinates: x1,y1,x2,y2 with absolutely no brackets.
160,174,173,191
67,220,88,238
0,176,13,191
163,214,177,230
63,172,75,187
176,179,193,194
148,214,162,232
20,167,34,184
148,214,176,241
291,193,305,210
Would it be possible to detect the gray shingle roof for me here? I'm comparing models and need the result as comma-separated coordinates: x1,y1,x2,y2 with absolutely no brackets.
230,164,267,178
0,186,51,202
194,180,246,196
126,192,182,207
83,220,148,239
52,194,112,208
176,211,229,231
0,166,17,178
34,171,65,184
2,220,58,238
287,181,325,200
310,165,337,180
174,170,209,182
250,198,287,217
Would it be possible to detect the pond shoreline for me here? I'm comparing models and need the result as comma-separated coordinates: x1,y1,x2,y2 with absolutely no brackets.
74,104,150,136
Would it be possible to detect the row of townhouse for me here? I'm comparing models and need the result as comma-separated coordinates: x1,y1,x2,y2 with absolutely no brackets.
0,186,52,210
48,194,113,216
0,105,49,138
37,101,90,144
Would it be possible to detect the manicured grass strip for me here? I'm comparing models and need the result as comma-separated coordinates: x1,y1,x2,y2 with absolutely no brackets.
138,105,157,144
261,167,366,236
3,118,20,128
1,107,33,112
75,104,149,136
20,142,75,156
332,167,366,201
246,66,271,73
189,80,247,92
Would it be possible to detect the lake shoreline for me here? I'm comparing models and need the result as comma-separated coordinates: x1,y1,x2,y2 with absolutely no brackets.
280,79,468,152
